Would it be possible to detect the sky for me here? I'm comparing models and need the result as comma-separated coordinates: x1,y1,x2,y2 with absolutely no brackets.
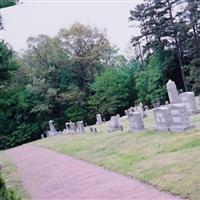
1,0,142,56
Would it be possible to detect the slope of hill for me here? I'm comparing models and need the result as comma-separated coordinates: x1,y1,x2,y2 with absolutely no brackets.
2,110,200,200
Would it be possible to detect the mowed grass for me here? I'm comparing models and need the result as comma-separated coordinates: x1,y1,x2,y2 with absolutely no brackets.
1,151,30,199
32,110,200,200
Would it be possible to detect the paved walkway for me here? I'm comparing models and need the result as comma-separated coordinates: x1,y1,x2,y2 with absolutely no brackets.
8,145,183,200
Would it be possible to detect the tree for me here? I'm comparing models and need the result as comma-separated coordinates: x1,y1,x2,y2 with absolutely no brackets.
129,0,189,91
57,23,114,93
135,52,167,105
0,0,17,8
21,24,116,127
89,66,136,120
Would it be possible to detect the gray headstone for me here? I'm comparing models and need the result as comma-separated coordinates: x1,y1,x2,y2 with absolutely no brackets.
153,104,195,132
69,122,76,134
167,80,181,104
108,116,121,132
168,104,195,132
180,92,199,114
76,121,85,134
46,120,58,136
153,106,170,131
128,112,144,132
124,109,129,116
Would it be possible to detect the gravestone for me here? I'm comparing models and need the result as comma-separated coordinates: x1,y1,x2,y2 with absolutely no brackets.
76,121,85,133
89,127,94,133
124,109,129,116
128,112,144,132
137,102,147,118
46,120,58,136
108,116,121,132
41,134,44,139
62,122,70,134
153,106,170,131
153,104,195,132
94,127,97,133
168,104,195,132
167,80,181,104
179,92,199,114
69,122,76,134
96,114,103,124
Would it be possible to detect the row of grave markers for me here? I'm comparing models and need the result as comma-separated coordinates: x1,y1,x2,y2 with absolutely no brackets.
43,79,199,138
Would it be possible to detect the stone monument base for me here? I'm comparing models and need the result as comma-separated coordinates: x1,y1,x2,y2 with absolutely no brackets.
47,131,58,137
108,125,123,132
154,126,169,132
169,124,195,132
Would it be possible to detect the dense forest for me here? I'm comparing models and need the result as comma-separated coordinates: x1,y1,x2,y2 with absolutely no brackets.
0,0,200,149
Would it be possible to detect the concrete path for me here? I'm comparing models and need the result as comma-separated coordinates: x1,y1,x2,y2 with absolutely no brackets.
8,145,183,200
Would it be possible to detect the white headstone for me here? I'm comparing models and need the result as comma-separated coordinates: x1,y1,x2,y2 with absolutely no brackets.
96,114,103,124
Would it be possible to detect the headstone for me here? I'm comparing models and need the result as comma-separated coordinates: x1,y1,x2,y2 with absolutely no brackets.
46,120,58,136
154,106,170,131
108,116,121,132
144,105,148,111
62,122,70,134
89,127,93,133
69,122,76,134
153,104,195,132
128,112,144,132
94,127,97,133
168,104,195,132
121,116,128,121
167,79,181,104
129,107,135,112
155,100,161,107
137,102,146,118
179,92,199,114
76,121,85,133
41,134,44,139
96,114,103,124
124,109,129,116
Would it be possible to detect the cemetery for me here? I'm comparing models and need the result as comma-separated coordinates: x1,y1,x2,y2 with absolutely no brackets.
2,80,200,200
2,1,200,200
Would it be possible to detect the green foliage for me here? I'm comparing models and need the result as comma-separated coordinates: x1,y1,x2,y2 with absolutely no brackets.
0,41,18,85
135,53,167,105
0,176,20,200
89,66,136,117
0,0,17,9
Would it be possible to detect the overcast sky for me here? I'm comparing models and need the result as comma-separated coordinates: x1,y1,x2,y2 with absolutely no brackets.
1,0,142,55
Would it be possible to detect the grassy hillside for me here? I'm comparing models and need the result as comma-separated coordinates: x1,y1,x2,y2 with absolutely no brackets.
1,151,30,200
31,110,200,200
2,110,200,200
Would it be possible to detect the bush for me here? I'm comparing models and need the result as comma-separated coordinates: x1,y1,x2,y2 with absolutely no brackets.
0,176,20,200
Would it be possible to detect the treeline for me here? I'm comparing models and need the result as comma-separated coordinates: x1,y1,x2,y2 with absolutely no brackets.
129,0,200,94
0,23,138,149
1,0,200,149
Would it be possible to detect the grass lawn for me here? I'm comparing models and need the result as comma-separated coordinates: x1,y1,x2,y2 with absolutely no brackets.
32,110,200,200
0,151,30,200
